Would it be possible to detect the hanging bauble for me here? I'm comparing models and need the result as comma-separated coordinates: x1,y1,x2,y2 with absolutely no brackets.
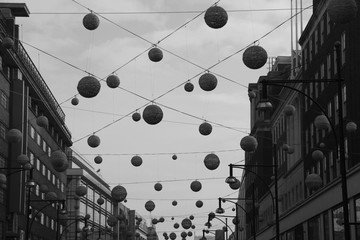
248,91,256,99
204,153,220,170
189,215,194,220
181,232,187,238
172,154,177,160
232,217,240,225
142,104,163,125
327,0,358,24
111,185,127,202
87,134,100,148
77,76,101,98
181,218,192,229
305,173,322,190
174,223,180,229
152,218,158,224
191,225,195,229
39,184,49,193
50,150,68,172
106,75,120,88
75,185,87,197
107,215,118,227
97,197,105,205
240,135,258,152
284,105,296,116
2,37,14,49
282,144,289,151
131,155,143,167
199,122,212,136
94,156,103,164
159,217,165,223
6,129,22,143
36,116,49,128
16,154,30,165
204,5,228,29
195,200,203,208
145,200,156,212
314,115,330,130
148,47,163,62
154,182,163,191
83,12,100,30
23,163,33,170
169,232,177,240
188,232,193,237
190,180,202,192
312,150,324,161
136,233,140,237
346,121,357,133
45,191,58,200
229,178,241,190
132,112,141,122
171,217,174,220
172,200,178,206
287,146,295,154
0,173,7,184
242,45,268,70
199,73,217,91
71,97,79,106
184,82,194,92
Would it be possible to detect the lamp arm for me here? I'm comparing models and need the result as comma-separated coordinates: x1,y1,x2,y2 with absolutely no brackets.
213,216,234,236
28,201,53,231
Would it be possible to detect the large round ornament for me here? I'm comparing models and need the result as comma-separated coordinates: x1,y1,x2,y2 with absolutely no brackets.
346,121,357,133
142,105,163,125
199,73,217,91
169,232,177,240
45,191,58,200
242,45,268,70
50,150,68,172
195,200,203,208
107,215,118,227
111,185,127,202
190,180,202,192
36,116,49,128
83,13,100,30
240,135,258,152
39,184,49,193
87,134,100,148
181,232,187,238
94,156,103,164
2,37,14,49
312,150,324,161
204,153,220,170
327,0,358,24
106,75,120,88
75,185,87,196
199,122,212,136
6,129,22,143
16,154,30,165
181,218,192,229
77,76,101,98
148,47,163,62
154,182,163,191
97,197,105,205
131,155,143,167
305,173,322,191
145,200,156,212
204,5,228,29
314,115,330,130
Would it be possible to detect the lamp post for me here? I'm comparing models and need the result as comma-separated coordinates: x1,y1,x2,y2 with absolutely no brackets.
258,42,350,239
207,212,235,240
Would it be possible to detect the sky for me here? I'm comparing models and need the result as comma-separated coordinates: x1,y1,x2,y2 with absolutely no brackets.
7,0,312,238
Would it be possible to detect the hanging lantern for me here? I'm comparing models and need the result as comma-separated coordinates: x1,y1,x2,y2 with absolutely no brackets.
190,180,202,192
184,82,194,92
204,5,228,29
107,215,118,227
152,218,158,224
97,197,105,205
50,150,68,172
229,178,241,190
242,45,268,70
240,135,258,152
16,154,30,165
77,76,101,98
169,232,177,240
142,104,163,125
83,12,100,30
188,232,193,237
181,232,187,239
314,115,330,130
75,185,87,197
71,97,79,106
248,91,256,99
6,129,22,143
0,173,7,184
106,75,120,88
111,185,127,202
327,0,358,24
94,156,103,164
132,112,141,122
198,73,217,91
131,155,143,167
305,173,322,190
199,122,212,136
2,37,14,49
172,154,177,160
312,150,324,161
195,200,203,208
154,182,163,191
181,218,192,229
172,200,178,206
145,200,156,212
346,121,357,133
45,191,58,200
39,184,49,193
36,116,49,128
174,223,180,229
148,47,163,62
87,134,100,148
203,153,220,170
284,105,296,116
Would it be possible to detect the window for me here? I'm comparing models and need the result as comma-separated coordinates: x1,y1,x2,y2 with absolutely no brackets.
30,126,35,139
36,133,41,146
305,129,309,154
308,215,321,239
42,164,46,176
320,18,324,45
309,38,313,62
314,29,318,54
334,94,339,125
342,85,347,117
327,13,331,35
0,122,7,140
333,206,345,240
0,91,8,110
321,63,325,80
303,47,308,70
310,123,314,149
327,102,332,118
341,32,346,65
42,141,47,152
355,197,360,238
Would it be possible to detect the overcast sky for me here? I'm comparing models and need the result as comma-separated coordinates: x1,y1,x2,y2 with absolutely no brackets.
7,0,312,237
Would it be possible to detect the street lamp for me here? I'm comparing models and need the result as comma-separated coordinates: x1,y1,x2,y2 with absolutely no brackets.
257,42,350,240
